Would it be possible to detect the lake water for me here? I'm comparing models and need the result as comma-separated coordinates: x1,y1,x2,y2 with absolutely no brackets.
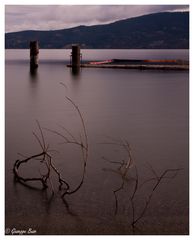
5,49,189,234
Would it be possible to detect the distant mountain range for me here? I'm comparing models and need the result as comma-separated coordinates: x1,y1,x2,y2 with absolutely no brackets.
5,12,189,49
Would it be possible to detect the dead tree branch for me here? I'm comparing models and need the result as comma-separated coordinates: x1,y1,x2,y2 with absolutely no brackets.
102,138,134,215
13,121,70,194
102,137,182,231
131,168,182,227
13,97,89,199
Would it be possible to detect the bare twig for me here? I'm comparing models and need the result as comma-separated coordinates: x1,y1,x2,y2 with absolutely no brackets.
61,96,89,196
131,168,182,228
102,139,134,215
13,97,89,199
102,137,182,232
13,121,70,194
43,97,89,197
13,152,48,188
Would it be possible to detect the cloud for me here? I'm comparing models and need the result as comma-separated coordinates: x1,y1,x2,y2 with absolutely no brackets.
5,5,189,33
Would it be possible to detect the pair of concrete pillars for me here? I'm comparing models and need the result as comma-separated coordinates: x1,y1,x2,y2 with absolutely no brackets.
29,41,81,73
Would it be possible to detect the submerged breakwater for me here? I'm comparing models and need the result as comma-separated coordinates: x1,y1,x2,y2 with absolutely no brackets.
67,58,189,71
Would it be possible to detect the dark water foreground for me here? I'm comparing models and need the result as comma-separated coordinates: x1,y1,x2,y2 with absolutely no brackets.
5,50,189,235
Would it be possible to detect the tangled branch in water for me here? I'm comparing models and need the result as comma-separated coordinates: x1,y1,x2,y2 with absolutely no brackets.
102,138,182,230
13,97,89,198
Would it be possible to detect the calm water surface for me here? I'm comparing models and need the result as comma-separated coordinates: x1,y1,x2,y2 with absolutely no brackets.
5,49,189,234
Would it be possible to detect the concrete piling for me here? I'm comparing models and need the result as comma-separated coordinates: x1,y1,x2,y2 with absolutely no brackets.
70,44,81,74
72,44,81,67
30,41,39,69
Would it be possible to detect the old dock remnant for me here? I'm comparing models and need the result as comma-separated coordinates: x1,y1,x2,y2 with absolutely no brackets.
30,41,39,69
70,44,82,74
67,58,189,71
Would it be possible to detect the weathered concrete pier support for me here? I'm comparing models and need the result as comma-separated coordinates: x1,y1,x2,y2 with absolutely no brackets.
30,41,39,69
70,44,81,74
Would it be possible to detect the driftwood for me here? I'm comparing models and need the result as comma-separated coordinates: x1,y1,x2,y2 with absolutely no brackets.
102,138,182,230
13,97,88,198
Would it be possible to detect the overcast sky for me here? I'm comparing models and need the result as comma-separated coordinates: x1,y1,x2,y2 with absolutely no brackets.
5,5,189,33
